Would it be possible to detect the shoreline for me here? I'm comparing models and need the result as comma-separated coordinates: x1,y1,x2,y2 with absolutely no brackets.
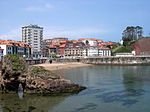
35,62,93,71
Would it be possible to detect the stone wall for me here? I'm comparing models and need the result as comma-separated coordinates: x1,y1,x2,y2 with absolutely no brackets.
81,56,150,65
26,59,47,65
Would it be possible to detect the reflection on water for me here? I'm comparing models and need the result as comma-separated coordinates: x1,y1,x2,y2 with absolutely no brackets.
95,89,145,107
0,66,150,112
18,91,24,99
0,93,67,112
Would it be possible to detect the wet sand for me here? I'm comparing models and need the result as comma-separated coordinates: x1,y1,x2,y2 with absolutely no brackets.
35,62,92,71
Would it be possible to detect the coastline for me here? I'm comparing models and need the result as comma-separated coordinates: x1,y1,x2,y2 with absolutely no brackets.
35,62,93,71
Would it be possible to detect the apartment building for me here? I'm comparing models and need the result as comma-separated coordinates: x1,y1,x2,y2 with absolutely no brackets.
43,38,68,57
64,41,85,58
0,40,31,58
22,24,43,58
98,47,111,56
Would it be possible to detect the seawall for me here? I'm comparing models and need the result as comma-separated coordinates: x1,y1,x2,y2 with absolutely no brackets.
81,56,150,65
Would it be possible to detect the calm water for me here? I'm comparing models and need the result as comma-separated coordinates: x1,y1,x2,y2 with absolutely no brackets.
0,66,150,112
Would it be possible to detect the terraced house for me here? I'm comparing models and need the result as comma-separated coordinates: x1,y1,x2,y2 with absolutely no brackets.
64,40,85,58
0,40,31,58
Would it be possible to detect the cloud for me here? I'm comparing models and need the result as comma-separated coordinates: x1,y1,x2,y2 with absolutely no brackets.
0,28,21,41
25,3,55,12
0,26,109,41
44,26,108,39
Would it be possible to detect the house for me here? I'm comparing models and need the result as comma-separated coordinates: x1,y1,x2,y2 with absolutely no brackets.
83,46,99,57
83,46,111,57
98,47,111,56
43,38,68,58
132,38,150,55
0,40,31,58
58,43,66,57
79,38,98,46
64,41,85,58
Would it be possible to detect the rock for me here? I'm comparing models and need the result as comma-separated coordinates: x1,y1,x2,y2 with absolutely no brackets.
25,66,86,94
0,54,86,94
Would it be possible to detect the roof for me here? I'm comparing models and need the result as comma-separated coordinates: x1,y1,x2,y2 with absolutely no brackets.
22,24,43,29
133,38,150,52
49,44,57,48
79,38,98,41
0,40,31,48
59,44,66,48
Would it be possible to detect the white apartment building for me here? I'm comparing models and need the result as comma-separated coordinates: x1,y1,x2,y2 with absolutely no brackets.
98,48,111,56
83,47,99,57
83,47,111,57
22,24,43,58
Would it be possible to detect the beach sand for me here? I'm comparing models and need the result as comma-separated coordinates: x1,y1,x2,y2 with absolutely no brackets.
35,62,92,71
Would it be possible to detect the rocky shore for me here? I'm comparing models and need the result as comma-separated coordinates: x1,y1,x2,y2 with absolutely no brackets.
0,55,86,95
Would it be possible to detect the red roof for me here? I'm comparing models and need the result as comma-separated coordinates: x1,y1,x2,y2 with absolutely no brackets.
0,40,31,48
59,44,66,48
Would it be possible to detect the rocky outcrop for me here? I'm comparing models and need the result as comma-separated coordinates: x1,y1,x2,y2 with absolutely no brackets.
0,55,86,94
25,66,86,94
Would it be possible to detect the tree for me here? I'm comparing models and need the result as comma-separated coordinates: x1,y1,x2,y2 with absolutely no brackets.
85,40,89,45
122,26,143,42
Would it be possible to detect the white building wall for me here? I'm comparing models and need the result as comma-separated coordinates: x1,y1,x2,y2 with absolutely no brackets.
22,25,43,58
0,49,3,61
98,49,111,56
82,40,97,46
83,47,99,56
0,45,7,55
0,45,14,55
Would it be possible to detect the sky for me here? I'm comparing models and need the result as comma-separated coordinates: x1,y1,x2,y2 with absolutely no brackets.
0,0,150,42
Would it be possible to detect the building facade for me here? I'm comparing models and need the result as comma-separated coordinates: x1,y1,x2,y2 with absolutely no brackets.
0,47,3,61
22,24,43,58
64,41,85,58
83,47,111,57
0,40,31,58
42,38,68,58
79,38,98,46
98,48,111,56
83,47,98,57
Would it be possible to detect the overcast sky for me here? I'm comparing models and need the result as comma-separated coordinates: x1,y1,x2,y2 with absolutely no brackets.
0,0,150,42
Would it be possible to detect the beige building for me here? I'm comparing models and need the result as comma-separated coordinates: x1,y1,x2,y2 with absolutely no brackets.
64,41,85,58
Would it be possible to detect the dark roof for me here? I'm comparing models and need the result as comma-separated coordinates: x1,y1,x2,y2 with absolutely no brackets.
22,24,43,29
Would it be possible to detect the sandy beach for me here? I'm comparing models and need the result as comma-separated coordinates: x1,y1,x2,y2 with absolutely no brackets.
35,62,93,71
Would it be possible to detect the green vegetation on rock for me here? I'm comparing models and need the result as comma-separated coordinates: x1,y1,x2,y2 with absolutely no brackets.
2,54,27,72
0,54,86,94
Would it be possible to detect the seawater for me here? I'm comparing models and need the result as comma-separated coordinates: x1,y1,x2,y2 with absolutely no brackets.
0,66,150,112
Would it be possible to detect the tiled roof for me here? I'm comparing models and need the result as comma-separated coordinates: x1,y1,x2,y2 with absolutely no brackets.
133,38,150,52
49,44,57,48
59,44,66,48
0,40,31,48
79,38,98,41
